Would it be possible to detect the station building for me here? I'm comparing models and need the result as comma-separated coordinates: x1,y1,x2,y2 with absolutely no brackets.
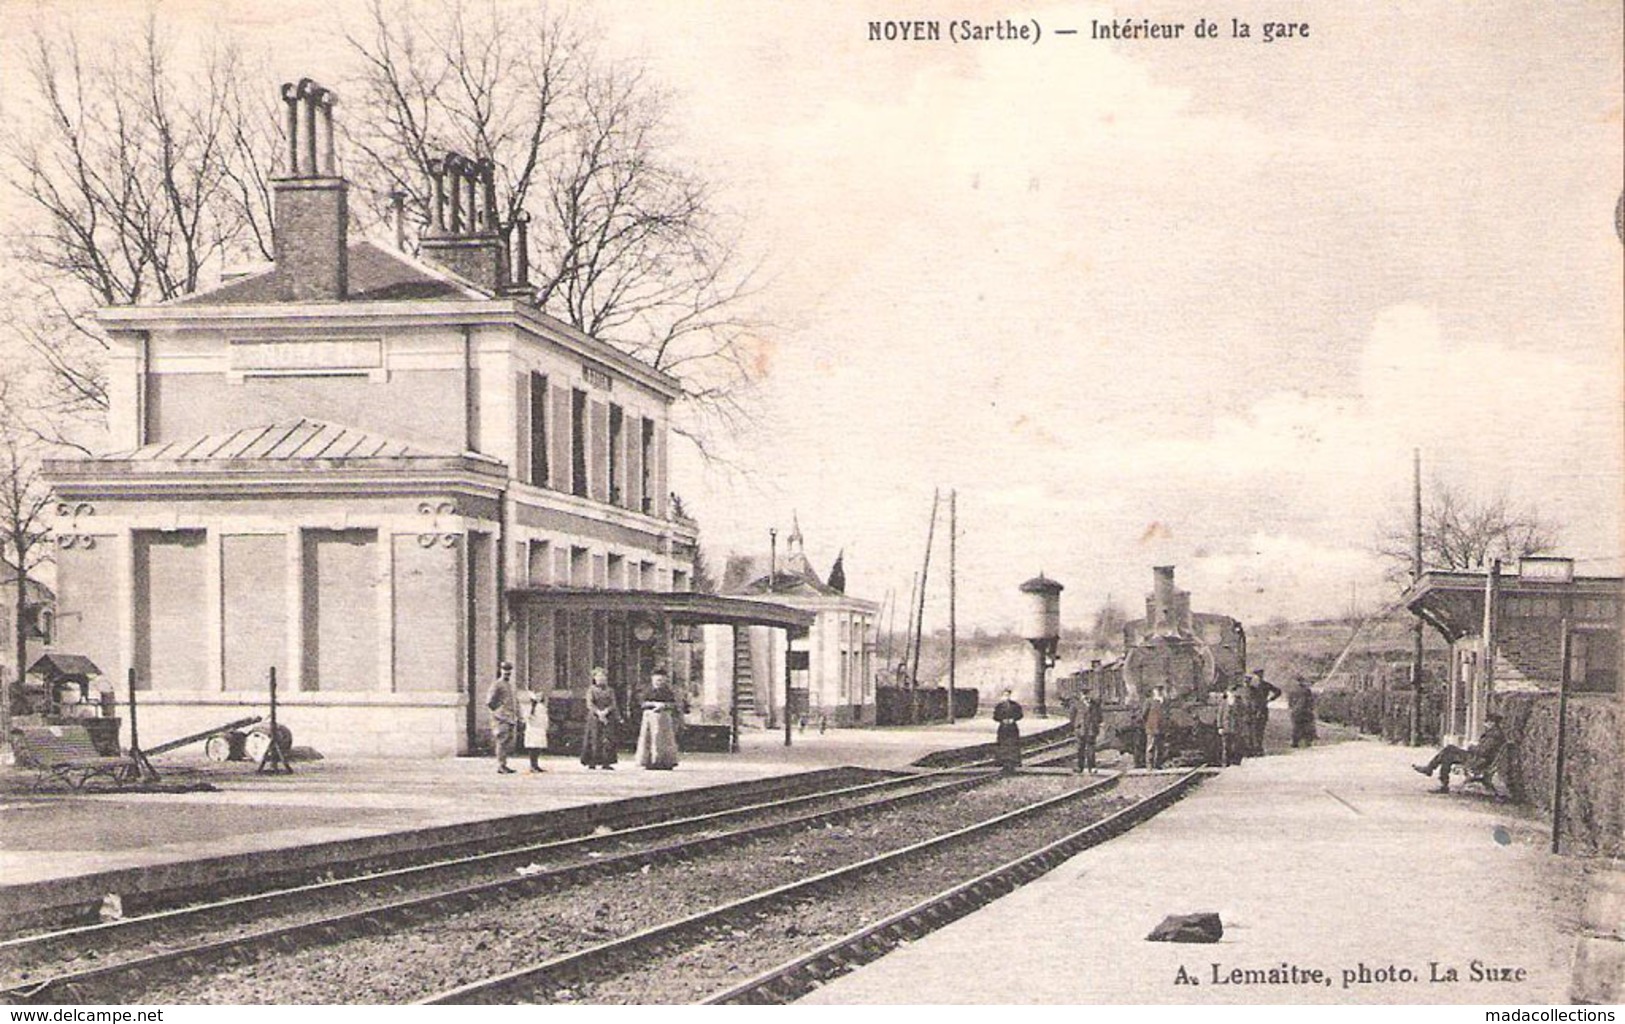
1403,556,1622,744
699,521,879,727
39,80,811,757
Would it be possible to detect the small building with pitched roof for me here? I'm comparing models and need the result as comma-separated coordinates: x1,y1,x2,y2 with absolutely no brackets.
1403,556,1621,743
699,519,878,727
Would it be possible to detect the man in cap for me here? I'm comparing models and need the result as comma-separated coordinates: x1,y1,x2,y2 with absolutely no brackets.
487,661,519,774
1143,686,1168,769
1414,712,1508,793
1245,669,1281,756
1070,688,1103,773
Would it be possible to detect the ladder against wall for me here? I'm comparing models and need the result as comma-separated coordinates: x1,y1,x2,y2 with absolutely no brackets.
733,628,758,720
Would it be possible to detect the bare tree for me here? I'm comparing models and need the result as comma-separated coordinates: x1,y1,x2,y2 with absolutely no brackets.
1375,478,1560,587
346,0,762,456
0,17,275,439
0,380,54,741
1088,600,1128,653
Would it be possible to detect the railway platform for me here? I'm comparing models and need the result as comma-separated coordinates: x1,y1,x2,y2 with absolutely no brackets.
802,732,1592,1005
0,716,1014,918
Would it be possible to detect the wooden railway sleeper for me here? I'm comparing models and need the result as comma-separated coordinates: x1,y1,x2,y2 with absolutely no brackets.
419,774,1132,1005
701,772,1202,1006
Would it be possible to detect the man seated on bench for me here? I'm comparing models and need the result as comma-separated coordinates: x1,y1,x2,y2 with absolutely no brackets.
1412,712,1507,793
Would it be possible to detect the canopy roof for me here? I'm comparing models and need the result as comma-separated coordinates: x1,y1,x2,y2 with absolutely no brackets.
506,588,814,630
27,653,104,682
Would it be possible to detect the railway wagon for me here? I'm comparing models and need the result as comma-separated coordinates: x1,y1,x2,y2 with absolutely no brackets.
1071,566,1247,767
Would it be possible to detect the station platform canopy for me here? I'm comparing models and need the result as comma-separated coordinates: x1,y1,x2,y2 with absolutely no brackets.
504,588,814,631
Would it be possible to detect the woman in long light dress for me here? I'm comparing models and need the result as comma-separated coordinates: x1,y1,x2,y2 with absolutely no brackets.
635,671,681,770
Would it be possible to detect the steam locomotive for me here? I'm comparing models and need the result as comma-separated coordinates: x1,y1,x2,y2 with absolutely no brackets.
1068,566,1247,767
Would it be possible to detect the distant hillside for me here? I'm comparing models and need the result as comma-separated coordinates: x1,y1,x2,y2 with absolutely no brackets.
1247,610,1450,691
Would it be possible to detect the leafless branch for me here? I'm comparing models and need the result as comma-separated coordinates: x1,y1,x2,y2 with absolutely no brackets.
345,1,766,465
1373,477,1562,590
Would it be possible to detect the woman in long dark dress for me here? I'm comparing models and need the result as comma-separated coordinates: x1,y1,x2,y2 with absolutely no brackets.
993,688,1023,772
581,667,620,769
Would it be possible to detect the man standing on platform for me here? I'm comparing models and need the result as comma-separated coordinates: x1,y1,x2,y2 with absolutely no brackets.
1288,678,1318,748
1218,683,1246,766
1246,669,1281,756
487,661,519,775
1144,686,1168,769
1071,689,1102,773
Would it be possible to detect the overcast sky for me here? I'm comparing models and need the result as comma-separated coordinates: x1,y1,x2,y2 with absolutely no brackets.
4,0,1621,632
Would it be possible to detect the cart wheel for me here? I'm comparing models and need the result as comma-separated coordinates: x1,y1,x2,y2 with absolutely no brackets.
245,724,294,761
204,734,234,762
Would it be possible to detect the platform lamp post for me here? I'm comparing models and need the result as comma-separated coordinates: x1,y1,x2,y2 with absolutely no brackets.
1019,574,1063,718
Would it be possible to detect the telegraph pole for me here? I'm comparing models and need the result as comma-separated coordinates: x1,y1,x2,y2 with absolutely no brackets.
909,490,939,694
948,489,957,724
1409,447,1423,745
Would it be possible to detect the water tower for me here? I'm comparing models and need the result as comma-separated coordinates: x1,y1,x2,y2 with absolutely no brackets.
1018,574,1063,716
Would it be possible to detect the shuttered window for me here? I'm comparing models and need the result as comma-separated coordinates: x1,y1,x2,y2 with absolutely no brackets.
529,372,549,486
571,389,588,498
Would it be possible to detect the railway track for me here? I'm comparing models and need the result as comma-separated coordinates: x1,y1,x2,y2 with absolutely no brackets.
0,764,1011,1003
702,769,1204,1004
417,770,1201,1005
1,765,885,937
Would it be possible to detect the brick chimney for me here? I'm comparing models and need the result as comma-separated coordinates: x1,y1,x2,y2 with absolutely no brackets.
273,79,347,301
420,153,527,294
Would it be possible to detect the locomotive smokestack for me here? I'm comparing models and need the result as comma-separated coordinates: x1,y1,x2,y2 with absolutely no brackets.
1152,565,1176,631
1147,565,1192,635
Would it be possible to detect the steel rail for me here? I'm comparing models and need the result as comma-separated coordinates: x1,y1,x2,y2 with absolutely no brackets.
417,771,1130,1005
701,768,1207,1004
0,763,960,961
912,722,1072,768
7,736,1073,963
3,765,887,938
0,768,1002,1004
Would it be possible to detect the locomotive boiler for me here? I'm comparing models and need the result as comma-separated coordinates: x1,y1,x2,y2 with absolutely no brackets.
1075,566,1247,767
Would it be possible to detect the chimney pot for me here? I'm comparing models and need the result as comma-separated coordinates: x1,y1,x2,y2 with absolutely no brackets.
318,90,338,176
281,83,300,175
513,211,530,287
273,78,348,300
420,149,508,291
447,155,465,233
389,190,407,251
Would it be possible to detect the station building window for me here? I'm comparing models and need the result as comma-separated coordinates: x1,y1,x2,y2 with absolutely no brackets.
1569,629,1619,694
640,418,655,513
529,372,549,486
301,528,379,693
571,389,588,498
133,529,208,691
609,404,624,506
527,540,551,587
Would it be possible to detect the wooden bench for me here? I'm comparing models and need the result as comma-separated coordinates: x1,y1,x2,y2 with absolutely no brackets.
10,724,139,791
1451,742,1515,799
